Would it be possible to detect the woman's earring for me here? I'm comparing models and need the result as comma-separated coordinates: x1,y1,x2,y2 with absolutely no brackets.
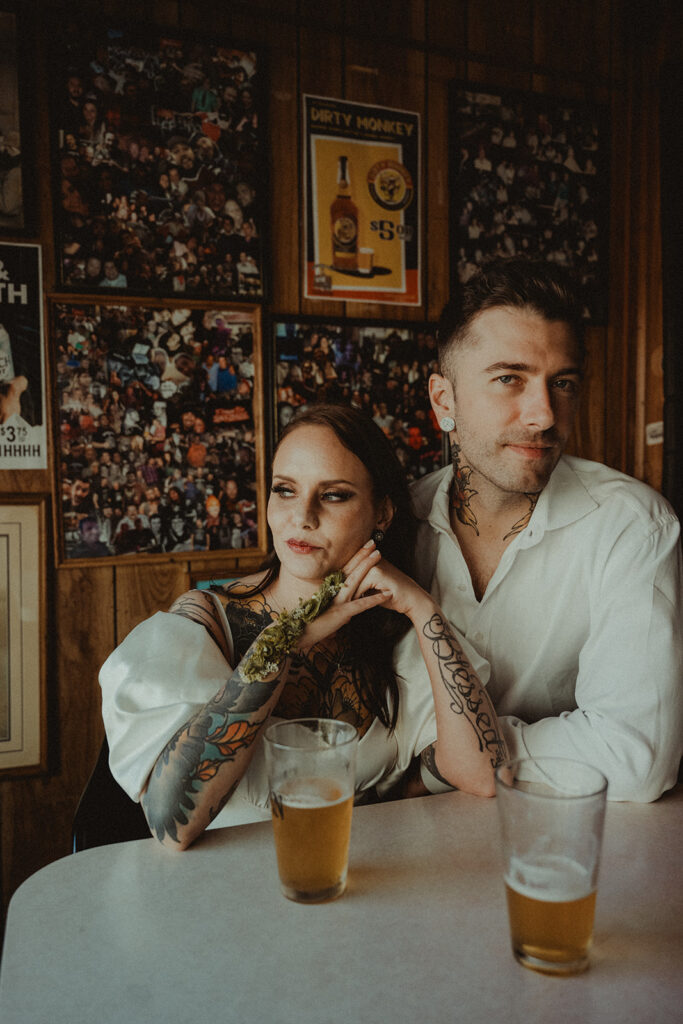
440,416,455,433
371,528,385,546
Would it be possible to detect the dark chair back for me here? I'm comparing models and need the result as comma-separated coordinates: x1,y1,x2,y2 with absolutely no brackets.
72,737,151,852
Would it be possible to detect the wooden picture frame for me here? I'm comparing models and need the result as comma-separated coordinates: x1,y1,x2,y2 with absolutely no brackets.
449,82,608,323
0,494,48,775
0,2,35,235
51,297,267,565
49,18,265,300
272,316,448,482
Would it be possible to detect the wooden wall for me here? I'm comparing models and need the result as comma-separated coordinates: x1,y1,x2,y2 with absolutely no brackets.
0,0,679,924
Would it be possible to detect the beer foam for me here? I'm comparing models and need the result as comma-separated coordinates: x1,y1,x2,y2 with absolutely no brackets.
506,854,594,903
278,776,349,808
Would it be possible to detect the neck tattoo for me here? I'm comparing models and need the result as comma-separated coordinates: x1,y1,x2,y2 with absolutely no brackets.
449,441,479,535
503,494,538,540
449,443,539,542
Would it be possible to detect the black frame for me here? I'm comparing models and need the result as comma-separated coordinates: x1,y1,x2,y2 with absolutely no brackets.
0,1,36,235
48,17,266,301
449,81,609,324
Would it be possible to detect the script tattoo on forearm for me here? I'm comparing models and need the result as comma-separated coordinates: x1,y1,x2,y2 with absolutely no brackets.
142,666,282,844
449,442,479,535
503,493,538,541
423,613,507,768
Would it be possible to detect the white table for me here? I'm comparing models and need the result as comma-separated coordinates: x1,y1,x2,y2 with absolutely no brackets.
1,787,681,1024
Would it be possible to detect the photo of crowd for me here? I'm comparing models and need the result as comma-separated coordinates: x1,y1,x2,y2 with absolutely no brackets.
54,300,262,560
274,319,447,483
53,23,264,298
450,85,606,322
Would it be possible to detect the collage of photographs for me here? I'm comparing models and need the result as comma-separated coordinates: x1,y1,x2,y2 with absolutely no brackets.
54,302,260,558
1,15,608,570
450,85,607,323
274,319,446,484
54,24,264,299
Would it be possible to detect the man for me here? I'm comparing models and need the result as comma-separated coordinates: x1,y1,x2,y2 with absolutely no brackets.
414,256,682,802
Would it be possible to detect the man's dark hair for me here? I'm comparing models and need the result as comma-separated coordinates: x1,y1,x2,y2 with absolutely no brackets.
437,256,586,370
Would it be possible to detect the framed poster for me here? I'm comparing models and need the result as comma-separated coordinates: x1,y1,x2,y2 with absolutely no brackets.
0,495,48,775
50,20,265,299
303,95,420,306
449,83,608,323
0,2,34,234
0,241,47,468
51,298,266,563
273,317,446,482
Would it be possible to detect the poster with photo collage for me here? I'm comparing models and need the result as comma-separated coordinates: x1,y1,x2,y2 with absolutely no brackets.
51,20,264,300
53,299,264,562
449,83,608,323
273,318,447,484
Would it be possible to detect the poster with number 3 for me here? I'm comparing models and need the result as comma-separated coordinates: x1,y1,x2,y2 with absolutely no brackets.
303,95,421,306
0,243,46,469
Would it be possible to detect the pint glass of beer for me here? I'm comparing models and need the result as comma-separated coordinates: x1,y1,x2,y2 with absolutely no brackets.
264,718,358,903
495,757,608,975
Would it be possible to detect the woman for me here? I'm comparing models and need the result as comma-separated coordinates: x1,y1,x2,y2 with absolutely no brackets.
100,405,506,849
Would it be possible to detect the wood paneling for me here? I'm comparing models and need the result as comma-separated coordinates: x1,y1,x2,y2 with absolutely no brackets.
467,0,533,69
1,0,676,923
299,26,345,319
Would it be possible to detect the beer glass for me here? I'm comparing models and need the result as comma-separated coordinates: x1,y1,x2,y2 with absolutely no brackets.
495,757,607,975
264,718,358,903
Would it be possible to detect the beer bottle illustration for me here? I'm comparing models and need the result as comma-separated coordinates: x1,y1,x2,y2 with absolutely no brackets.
330,155,358,271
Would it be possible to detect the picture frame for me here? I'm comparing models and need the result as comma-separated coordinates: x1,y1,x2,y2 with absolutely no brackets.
0,2,35,235
0,494,48,775
303,95,421,306
49,19,265,300
51,296,267,564
272,316,448,482
0,241,48,468
449,82,608,323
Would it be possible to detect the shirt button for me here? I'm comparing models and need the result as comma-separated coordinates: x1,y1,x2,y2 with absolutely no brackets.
473,632,484,642
457,583,467,592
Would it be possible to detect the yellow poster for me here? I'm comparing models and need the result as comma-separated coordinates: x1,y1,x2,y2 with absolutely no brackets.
304,96,420,305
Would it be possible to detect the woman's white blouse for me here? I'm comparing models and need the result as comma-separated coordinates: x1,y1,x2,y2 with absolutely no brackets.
99,609,454,828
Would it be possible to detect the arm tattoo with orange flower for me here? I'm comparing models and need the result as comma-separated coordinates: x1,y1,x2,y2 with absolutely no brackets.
422,612,507,768
142,665,283,844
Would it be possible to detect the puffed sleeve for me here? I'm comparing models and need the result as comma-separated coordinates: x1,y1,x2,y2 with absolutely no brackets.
99,606,234,801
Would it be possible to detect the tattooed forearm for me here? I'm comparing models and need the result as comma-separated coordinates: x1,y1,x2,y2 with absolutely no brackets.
209,781,239,824
423,613,507,768
503,494,538,541
170,591,231,661
449,442,479,535
420,743,456,789
142,665,284,844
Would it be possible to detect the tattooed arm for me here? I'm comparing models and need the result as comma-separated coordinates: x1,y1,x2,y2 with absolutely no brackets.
350,553,508,797
142,665,289,850
141,590,291,850
142,569,391,850
415,609,507,796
